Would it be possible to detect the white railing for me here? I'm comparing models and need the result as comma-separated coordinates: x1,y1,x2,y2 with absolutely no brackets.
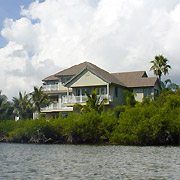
98,94,113,102
41,94,113,111
62,94,113,104
62,95,87,104
41,103,73,111
43,84,59,91
41,103,60,110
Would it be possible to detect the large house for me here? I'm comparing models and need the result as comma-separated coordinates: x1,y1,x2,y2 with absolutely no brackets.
41,62,160,119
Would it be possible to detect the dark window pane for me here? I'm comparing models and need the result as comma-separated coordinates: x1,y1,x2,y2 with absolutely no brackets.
144,88,152,97
76,88,80,96
115,87,118,97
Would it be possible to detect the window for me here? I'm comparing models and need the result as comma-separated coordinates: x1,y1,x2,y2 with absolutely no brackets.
61,76,72,84
98,87,106,95
47,81,58,85
76,88,91,96
76,88,81,96
85,88,91,95
115,87,118,97
144,88,152,97
50,96,58,102
154,89,159,97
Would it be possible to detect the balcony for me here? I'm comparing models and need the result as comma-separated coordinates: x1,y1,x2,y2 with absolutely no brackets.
62,94,113,104
41,103,73,112
43,84,59,91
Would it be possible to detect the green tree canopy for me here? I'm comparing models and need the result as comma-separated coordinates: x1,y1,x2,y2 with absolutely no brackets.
0,91,13,120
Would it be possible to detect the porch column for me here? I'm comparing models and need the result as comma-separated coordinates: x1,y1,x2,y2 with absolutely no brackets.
58,94,61,108
80,89,82,102
67,88,69,103
107,83,109,101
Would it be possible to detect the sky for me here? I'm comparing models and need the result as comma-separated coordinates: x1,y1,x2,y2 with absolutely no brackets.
0,0,180,100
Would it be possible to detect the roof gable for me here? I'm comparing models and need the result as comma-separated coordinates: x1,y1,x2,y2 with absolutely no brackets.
55,61,125,86
64,67,110,87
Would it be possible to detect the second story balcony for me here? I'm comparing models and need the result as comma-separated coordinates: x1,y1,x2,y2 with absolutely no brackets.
43,84,59,91
41,103,73,112
62,94,113,105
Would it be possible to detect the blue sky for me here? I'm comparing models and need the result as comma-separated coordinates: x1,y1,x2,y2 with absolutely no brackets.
0,0,180,99
0,0,37,47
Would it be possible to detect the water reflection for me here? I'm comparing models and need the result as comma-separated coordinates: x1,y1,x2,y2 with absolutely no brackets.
0,143,179,180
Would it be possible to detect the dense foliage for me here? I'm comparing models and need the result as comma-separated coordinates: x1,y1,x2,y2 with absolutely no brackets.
13,92,34,119
0,91,13,120
0,86,51,120
1,88,180,145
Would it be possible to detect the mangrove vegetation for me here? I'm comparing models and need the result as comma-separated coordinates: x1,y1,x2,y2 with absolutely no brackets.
1,87,180,145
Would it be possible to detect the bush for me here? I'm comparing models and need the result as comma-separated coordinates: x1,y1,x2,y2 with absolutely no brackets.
63,110,102,143
0,120,17,137
98,110,118,142
110,89,180,145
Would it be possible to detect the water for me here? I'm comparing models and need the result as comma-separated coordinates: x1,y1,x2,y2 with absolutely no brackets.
0,143,180,180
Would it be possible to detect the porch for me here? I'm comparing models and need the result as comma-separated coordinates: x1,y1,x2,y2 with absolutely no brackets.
41,103,73,112
62,94,113,105
43,84,59,91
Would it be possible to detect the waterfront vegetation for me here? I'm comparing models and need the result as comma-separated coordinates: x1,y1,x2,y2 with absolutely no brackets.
1,87,180,145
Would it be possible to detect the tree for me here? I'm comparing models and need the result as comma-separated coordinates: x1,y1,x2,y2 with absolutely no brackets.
74,88,107,113
161,79,178,90
30,86,52,118
0,91,13,120
123,90,136,106
13,92,33,119
150,55,171,81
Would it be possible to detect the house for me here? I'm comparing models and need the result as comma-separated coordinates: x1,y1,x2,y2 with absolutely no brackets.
41,61,161,119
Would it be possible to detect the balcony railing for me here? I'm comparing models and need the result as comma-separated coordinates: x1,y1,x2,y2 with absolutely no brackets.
42,103,60,110
62,94,113,104
41,94,113,111
43,84,59,91
41,103,73,111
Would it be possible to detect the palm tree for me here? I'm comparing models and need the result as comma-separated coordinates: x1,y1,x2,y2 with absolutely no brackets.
161,79,178,90
0,91,8,114
0,91,13,120
150,55,171,81
13,92,33,119
30,86,52,118
74,88,107,113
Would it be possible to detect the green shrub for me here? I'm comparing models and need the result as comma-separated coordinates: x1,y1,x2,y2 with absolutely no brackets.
0,120,17,137
8,127,28,142
98,110,118,142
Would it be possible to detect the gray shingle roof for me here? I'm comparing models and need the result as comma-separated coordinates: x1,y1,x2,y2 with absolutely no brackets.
44,62,125,86
42,74,59,81
112,71,158,87
43,62,158,88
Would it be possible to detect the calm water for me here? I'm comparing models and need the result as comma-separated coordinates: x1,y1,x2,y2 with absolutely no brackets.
0,143,180,180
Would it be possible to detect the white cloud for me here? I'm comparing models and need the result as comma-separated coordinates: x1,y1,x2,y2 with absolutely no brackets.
0,0,180,99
